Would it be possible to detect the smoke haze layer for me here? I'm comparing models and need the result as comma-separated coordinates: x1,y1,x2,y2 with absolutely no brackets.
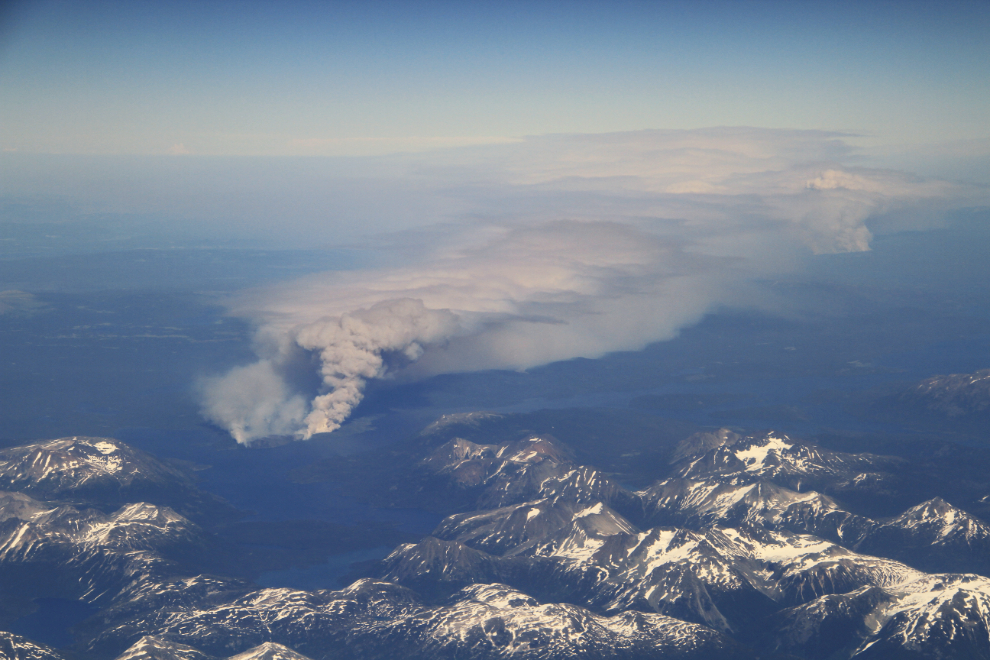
199,129,981,443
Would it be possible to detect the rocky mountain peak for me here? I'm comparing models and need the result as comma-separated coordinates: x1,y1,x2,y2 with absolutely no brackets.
115,636,214,660
902,497,956,520
670,428,743,464
227,643,311,660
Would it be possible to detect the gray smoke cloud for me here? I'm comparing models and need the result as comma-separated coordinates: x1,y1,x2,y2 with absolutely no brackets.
200,129,980,444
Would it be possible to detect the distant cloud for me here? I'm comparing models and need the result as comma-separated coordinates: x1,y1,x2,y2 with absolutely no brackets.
199,128,986,444
289,135,523,155
0,290,47,317
166,143,190,155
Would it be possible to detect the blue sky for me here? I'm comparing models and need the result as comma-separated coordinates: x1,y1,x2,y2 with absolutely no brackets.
1,0,988,156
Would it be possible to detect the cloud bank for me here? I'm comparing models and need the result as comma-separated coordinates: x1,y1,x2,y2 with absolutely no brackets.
200,129,980,443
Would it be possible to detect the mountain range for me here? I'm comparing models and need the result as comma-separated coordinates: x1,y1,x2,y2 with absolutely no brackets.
2,417,990,659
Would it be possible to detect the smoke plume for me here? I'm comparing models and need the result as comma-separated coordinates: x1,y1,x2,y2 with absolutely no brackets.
200,129,977,443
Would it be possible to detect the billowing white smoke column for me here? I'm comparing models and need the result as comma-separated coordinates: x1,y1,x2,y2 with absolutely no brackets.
295,300,461,436
201,129,973,443
200,300,462,441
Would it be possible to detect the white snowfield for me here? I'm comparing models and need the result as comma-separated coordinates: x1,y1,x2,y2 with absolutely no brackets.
733,435,794,472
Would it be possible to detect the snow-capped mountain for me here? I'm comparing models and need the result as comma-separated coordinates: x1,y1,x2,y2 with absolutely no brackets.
895,368,990,418
856,573,990,659
638,477,875,544
768,574,990,659
421,436,636,512
0,437,231,521
228,642,313,660
432,498,637,557
114,636,215,660
417,412,508,440
0,499,199,559
86,578,421,659
0,490,212,608
764,585,895,659
3,417,990,660
386,490,925,635
672,430,901,493
377,536,520,601
639,480,990,576
94,579,754,660
0,437,187,498
82,573,253,652
0,491,56,523
359,582,754,660
558,523,921,624
0,631,63,660
855,497,990,575
668,428,745,465
113,637,314,660
862,368,990,433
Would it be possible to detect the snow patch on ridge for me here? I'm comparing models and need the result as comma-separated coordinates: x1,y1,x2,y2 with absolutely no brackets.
91,441,119,455
734,436,792,472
